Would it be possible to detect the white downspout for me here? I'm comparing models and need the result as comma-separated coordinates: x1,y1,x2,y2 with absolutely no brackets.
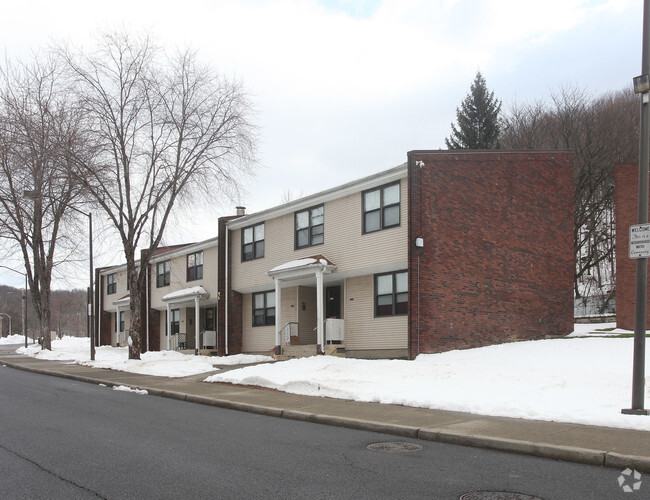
195,295,200,355
225,226,229,355
274,278,281,349
146,266,150,352
98,282,102,347
316,269,324,353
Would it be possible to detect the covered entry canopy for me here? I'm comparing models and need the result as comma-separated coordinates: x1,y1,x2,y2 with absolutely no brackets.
268,255,336,353
162,286,210,353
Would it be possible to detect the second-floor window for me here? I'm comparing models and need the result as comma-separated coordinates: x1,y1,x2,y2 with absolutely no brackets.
295,205,324,249
187,251,203,281
253,290,275,326
242,223,265,261
107,273,116,295
157,261,170,288
363,181,401,233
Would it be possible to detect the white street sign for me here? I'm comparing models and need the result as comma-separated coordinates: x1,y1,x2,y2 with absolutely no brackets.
629,224,650,258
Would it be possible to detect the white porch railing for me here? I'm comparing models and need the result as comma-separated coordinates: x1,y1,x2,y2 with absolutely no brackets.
170,333,187,351
117,330,129,347
202,330,217,349
326,319,344,344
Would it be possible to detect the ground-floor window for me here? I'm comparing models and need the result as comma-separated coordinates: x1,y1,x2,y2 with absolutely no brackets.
375,271,408,316
253,291,275,326
205,308,215,330
118,311,125,332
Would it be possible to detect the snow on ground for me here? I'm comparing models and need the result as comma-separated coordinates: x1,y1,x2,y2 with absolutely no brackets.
12,336,273,378
0,334,28,345
206,324,650,431
4,324,650,431
113,385,148,395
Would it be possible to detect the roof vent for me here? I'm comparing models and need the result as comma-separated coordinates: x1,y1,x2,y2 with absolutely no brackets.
236,206,246,216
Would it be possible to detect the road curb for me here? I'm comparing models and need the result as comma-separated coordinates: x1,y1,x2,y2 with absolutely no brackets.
605,452,650,473
4,358,650,473
418,428,607,467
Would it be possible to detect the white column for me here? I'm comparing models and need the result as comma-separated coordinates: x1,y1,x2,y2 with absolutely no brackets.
166,303,171,351
195,296,200,355
274,278,282,349
316,269,324,352
115,307,120,347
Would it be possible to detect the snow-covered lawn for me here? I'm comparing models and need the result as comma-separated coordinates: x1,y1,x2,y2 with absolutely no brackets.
3,324,650,431
4,335,273,378
207,323,650,431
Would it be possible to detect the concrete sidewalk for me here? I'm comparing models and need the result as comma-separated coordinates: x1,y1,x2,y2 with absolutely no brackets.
2,350,650,473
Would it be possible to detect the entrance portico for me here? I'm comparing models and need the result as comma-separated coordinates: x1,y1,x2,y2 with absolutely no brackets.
267,255,337,355
162,285,210,354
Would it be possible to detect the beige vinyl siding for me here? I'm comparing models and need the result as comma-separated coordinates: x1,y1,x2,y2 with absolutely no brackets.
102,268,128,312
150,244,218,308
297,286,317,344
344,275,407,351
280,286,298,327
231,179,408,292
242,293,275,353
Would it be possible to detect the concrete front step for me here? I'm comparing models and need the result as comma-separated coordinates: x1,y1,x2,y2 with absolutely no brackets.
275,344,345,360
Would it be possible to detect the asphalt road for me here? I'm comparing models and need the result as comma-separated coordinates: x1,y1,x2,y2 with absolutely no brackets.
0,352,641,499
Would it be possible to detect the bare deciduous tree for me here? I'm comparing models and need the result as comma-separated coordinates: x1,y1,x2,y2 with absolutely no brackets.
501,86,639,298
59,31,257,359
0,55,85,349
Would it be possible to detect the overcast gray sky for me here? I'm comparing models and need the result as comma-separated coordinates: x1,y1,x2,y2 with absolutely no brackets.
0,0,642,288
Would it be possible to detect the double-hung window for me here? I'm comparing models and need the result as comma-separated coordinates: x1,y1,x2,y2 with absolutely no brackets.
187,251,203,281
242,223,265,261
363,181,401,233
375,271,408,316
157,261,170,288
107,273,116,295
252,291,275,326
295,205,324,249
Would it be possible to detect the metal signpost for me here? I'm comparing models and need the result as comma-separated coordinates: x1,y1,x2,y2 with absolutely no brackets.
623,0,650,416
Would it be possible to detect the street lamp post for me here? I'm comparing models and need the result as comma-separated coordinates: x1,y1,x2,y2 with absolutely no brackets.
22,191,95,361
0,313,11,337
0,265,28,348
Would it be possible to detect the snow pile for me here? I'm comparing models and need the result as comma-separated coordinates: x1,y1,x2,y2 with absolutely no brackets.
206,333,650,431
112,385,148,395
15,336,273,378
0,334,29,345
211,353,275,365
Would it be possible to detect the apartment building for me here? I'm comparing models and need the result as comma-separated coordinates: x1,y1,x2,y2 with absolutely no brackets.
96,150,574,359
96,238,219,354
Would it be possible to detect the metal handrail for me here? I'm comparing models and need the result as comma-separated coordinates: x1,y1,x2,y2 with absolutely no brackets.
280,322,299,345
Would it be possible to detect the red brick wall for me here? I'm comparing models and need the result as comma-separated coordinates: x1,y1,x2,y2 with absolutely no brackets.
407,150,574,357
94,272,113,346
615,163,650,330
218,216,244,355
147,308,161,351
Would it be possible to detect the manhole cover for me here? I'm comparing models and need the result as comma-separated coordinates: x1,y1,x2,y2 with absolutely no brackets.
366,441,423,453
460,492,543,500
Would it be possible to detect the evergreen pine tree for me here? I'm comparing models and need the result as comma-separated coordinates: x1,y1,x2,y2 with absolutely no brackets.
445,71,502,149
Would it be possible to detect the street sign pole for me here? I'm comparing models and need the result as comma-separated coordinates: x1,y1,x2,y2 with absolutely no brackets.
623,0,650,416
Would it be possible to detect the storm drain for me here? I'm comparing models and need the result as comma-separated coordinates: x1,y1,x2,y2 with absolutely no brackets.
366,441,423,453
460,492,543,500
